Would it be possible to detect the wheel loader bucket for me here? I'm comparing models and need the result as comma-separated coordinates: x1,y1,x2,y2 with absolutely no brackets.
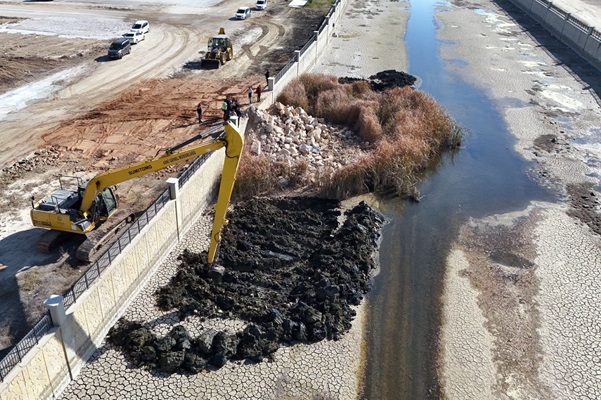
201,58,221,69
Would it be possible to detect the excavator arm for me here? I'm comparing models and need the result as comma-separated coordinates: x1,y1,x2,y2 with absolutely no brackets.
80,122,243,263
80,124,242,213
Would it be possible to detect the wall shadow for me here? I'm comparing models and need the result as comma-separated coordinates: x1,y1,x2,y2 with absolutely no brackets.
493,0,601,105
0,229,64,357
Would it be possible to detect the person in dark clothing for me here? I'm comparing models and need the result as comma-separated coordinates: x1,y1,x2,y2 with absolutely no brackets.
196,102,203,124
248,87,253,105
233,98,241,118
265,69,270,85
256,85,262,102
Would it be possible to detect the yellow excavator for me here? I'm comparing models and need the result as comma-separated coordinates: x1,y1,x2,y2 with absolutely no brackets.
200,28,233,69
30,122,244,263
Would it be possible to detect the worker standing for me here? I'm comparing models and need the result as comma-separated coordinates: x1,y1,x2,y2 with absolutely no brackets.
256,85,262,102
265,69,270,86
248,87,253,105
222,97,229,122
233,98,241,118
196,102,203,124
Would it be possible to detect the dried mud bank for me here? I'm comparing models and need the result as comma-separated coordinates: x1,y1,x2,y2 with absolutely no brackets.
437,1,601,398
441,203,601,399
61,198,383,400
313,0,409,76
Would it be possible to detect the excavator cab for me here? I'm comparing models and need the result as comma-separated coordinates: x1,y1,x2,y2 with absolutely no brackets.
83,185,118,223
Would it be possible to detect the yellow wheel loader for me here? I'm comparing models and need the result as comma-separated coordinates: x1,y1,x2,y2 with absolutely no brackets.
30,122,244,263
200,28,233,69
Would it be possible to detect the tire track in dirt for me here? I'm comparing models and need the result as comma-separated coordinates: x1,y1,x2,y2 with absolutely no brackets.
228,18,289,77
0,22,203,167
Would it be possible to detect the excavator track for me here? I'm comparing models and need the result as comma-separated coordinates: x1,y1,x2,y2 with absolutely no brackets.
76,210,135,263
37,230,69,253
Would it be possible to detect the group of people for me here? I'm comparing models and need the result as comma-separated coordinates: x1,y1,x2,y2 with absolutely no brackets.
195,70,270,125
221,96,242,122
248,85,262,105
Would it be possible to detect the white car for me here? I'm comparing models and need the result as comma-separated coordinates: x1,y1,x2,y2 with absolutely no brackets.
123,30,145,44
255,0,266,10
235,7,251,20
130,20,150,34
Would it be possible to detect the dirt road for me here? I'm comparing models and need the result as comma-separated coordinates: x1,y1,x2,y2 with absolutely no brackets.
0,0,328,352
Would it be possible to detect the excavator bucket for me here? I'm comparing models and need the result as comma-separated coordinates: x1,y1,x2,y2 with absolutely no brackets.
201,58,221,69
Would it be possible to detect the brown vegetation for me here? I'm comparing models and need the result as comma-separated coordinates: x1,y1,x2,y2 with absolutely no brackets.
236,73,461,200
234,154,309,200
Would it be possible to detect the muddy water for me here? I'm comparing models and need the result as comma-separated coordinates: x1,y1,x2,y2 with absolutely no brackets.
363,0,554,399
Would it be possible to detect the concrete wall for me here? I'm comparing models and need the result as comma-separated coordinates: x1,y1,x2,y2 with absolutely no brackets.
0,138,232,400
507,0,601,71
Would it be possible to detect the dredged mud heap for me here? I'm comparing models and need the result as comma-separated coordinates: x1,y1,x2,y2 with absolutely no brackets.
108,197,384,373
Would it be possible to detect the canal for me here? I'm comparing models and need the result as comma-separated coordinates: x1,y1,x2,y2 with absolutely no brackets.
363,0,553,398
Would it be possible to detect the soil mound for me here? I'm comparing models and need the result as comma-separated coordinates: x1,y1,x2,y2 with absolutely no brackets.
338,69,417,91
108,197,384,373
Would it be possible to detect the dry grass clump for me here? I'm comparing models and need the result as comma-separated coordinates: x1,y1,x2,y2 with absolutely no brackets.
274,73,461,200
234,152,309,200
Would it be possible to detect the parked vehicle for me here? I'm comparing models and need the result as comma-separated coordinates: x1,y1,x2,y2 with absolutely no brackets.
130,20,150,34
256,0,266,10
107,38,131,59
122,30,145,44
235,7,251,20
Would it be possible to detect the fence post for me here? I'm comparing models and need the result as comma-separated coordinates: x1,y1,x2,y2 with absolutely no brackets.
268,76,275,92
44,295,73,381
582,26,594,56
167,177,181,242
561,13,569,34
314,31,319,64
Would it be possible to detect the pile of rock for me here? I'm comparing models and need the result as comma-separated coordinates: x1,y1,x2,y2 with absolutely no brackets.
0,146,78,185
108,197,385,374
246,102,369,182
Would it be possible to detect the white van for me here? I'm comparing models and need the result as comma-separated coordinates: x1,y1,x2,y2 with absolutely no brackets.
256,0,266,10
236,7,251,19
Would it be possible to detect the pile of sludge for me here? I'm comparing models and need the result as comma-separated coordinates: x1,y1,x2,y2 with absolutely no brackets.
338,69,417,91
108,197,384,373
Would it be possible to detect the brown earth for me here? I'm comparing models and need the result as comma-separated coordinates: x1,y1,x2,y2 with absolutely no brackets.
0,2,330,353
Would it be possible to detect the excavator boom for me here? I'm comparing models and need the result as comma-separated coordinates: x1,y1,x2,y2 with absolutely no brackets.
80,132,227,213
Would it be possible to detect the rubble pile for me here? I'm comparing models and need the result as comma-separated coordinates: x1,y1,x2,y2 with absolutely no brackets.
0,146,79,185
246,102,369,181
108,197,385,373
